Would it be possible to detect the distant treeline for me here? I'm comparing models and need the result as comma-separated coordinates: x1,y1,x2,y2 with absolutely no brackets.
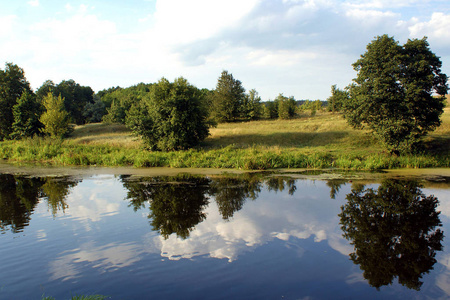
0,64,338,149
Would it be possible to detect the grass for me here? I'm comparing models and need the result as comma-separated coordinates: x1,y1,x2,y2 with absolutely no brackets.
0,100,449,170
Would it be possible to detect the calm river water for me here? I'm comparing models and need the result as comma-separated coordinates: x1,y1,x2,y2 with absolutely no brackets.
0,168,449,299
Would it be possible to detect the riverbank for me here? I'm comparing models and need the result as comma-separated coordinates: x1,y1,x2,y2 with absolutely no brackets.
0,110,448,170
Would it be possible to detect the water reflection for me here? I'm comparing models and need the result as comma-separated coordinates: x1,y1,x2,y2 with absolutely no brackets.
0,174,44,233
0,175,79,233
339,179,444,290
122,174,297,238
123,175,210,239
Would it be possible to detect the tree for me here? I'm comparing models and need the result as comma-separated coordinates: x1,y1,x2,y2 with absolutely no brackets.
263,100,278,119
40,93,71,138
10,91,43,139
327,85,348,112
54,79,94,124
240,89,262,121
345,35,448,153
83,96,106,123
211,70,246,122
276,94,297,119
126,77,210,151
0,63,32,140
339,179,443,290
36,80,56,104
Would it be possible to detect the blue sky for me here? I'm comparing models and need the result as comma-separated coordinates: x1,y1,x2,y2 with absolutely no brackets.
1,0,449,100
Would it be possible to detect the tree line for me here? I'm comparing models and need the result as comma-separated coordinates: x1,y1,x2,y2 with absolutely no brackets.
0,34,447,153
0,66,322,150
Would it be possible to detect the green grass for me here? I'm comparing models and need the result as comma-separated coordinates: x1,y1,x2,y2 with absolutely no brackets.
1,103,449,170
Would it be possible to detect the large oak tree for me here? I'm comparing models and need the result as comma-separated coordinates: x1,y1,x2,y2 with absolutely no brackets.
345,35,448,153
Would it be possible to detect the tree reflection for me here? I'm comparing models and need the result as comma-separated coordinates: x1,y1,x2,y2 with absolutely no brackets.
122,174,300,237
0,174,44,233
326,179,347,199
123,175,210,239
339,179,443,290
210,174,262,220
266,177,296,195
41,177,79,217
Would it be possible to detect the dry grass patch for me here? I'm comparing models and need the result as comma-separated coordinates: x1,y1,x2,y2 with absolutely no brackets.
68,123,141,148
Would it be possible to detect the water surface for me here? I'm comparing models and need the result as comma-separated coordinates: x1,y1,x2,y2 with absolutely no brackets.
0,170,449,299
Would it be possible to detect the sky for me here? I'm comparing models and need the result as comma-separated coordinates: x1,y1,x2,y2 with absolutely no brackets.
1,0,449,100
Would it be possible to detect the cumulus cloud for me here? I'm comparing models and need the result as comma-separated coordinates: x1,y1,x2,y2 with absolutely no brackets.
2,0,449,99
409,12,450,48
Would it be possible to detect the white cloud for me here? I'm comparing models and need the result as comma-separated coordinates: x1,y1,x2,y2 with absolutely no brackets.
49,242,143,281
28,0,39,7
409,12,450,47
0,15,17,38
152,0,259,45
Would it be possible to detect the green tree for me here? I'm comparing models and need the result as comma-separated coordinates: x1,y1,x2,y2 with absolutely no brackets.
10,91,43,139
327,85,348,112
240,89,262,121
126,77,209,151
262,100,278,119
40,93,71,138
83,96,106,123
345,35,448,153
211,70,246,122
54,79,94,124
339,179,443,290
276,94,297,119
36,80,56,103
0,63,32,140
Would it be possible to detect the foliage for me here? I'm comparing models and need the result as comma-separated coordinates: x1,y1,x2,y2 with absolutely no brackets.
327,85,348,112
36,80,56,103
126,77,210,151
345,35,448,153
211,70,246,122
1,108,449,170
40,93,71,138
101,83,151,124
0,62,32,140
262,100,278,119
83,96,106,123
240,89,263,121
339,179,443,290
299,99,322,116
54,79,94,125
10,91,44,139
276,94,297,119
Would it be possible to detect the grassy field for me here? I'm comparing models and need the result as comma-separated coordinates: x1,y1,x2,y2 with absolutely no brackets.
0,99,448,170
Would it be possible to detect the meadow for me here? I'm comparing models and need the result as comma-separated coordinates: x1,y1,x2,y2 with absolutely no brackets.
0,101,448,170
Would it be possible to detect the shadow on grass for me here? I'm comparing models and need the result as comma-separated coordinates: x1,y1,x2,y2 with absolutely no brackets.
423,136,450,156
204,131,349,148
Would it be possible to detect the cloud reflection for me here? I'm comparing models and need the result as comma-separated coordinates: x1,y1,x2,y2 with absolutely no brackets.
157,180,349,262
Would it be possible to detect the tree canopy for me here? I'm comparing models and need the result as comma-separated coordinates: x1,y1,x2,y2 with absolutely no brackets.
39,93,71,138
126,77,210,151
211,70,246,122
0,63,32,140
345,35,448,153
